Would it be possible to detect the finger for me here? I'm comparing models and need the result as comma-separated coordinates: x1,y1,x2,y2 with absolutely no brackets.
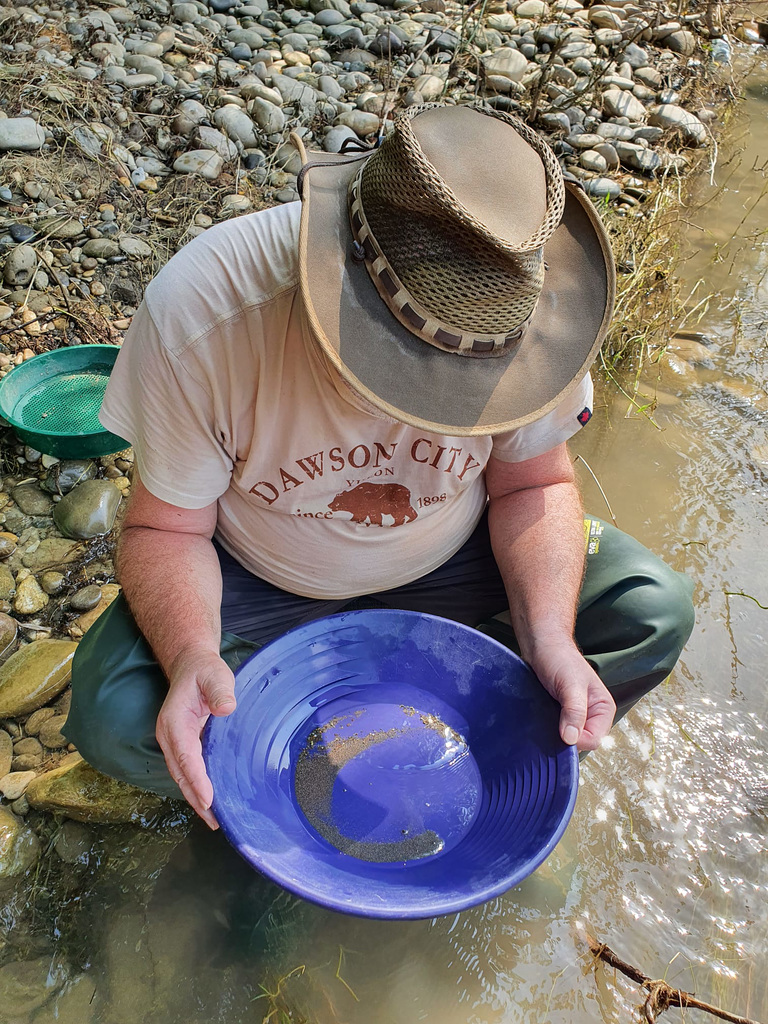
201,666,237,717
557,684,588,746
158,711,218,828
577,684,616,752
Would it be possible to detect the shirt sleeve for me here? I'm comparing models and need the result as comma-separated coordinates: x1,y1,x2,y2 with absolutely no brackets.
99,302,234,509
490,373,594,464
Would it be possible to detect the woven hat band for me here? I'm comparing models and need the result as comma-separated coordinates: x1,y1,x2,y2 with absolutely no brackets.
349,170,537,357
349,104,563,354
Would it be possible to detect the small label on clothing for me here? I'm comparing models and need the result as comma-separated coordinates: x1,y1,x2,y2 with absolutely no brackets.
583,517,604,555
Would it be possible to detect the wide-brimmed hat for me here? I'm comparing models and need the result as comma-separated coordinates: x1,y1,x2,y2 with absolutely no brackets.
294,103,616,437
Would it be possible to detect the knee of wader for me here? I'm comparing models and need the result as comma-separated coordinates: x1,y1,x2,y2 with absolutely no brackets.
633,561,695,670
64,596,162,778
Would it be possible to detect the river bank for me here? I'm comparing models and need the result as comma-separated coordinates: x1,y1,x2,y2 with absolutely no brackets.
0,0,767,1020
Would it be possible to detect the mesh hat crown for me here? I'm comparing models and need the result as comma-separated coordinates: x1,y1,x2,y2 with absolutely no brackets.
348,104,566,358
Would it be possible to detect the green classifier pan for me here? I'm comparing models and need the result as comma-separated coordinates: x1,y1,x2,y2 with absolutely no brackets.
0,345,128,459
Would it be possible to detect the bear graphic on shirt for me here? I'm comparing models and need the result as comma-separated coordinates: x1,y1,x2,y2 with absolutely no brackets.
328,482,418,527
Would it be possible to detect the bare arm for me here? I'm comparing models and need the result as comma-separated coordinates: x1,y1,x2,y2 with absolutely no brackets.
485,444,615,750
117,473,235,827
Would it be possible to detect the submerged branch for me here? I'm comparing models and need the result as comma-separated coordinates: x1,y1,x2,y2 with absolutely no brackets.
724,590,768,610
588,939,763,1024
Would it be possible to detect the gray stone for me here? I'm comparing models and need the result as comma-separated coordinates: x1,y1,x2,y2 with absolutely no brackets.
317,75,345,100
0,807,40,888
53,480,121,540
4,244,37,287
173,98,208,134
487,12,517,30
221,194,253,214
336,109,380,137
81,238,120,259
241,79,283,105
596,122,635,141
567,132,603,149
0,956,64,1014
482,47,528,83
36,215,84,240
633,126,664,143
125,54,165,82
11,483,53,516
213,105,259,147
124,73,162,90
602,88,646,121
515,0,549,15
588,7,623,29
615,140,661,174
603,75,635,92
649,103,708,146
173,149,224,178
69,585,103,613
41,459,97,495
229,27,269,48
594,27,622,46
623,42,649,69
40,571,66,595
368,29,403,56
282,32,310,52
634,66,662,89
196,125,239,160
323,24,366,48
250,97,286,133
552,65,577,87
665,29,695,55
411,74,445,101
539,112,570,132
323,124,358,152
173,2,201,22
580,149,608,173
559,41,596,59
658,88,680,106
594,142,620,169
584,177,621,199
0,118,46,152
119,236,153,259
314,8,345,24
274,140,303,175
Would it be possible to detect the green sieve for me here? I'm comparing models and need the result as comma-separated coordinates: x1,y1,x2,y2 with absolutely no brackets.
0,344,128,459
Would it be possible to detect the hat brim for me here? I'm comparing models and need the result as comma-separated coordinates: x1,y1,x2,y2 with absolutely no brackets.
298,147,616,437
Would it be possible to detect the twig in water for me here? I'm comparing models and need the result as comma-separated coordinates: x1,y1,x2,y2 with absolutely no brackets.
335,946,359,1002
573,455,618,527
724,590,768,610
588,939,764,1024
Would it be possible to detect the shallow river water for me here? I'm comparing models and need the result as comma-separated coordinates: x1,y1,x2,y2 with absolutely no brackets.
4,54,768,1024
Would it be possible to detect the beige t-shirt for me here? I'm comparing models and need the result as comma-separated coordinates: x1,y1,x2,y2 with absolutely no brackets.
100,202,594,599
